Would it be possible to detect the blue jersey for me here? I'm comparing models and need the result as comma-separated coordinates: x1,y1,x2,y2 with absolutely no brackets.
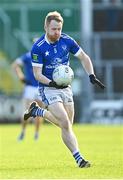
31,33,81,87
18,52,38,87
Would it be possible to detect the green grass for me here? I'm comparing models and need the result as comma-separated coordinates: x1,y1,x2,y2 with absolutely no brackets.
0,124,123,179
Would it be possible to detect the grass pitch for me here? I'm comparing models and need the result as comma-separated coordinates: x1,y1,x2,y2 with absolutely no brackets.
0,123,123,179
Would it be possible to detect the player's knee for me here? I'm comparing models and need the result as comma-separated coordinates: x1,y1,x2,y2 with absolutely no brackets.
60,119,70,130
69,118,74,125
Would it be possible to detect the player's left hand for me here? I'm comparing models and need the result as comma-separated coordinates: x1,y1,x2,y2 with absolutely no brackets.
89,74,106,89
49,80,68,89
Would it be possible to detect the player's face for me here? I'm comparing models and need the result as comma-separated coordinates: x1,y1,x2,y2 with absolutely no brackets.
46,20,62,43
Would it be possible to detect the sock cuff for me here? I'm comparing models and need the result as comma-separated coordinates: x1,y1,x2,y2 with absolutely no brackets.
42,109,46,117
72,150,80,156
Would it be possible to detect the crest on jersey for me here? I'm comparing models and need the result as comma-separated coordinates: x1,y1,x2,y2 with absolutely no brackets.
62,45,67,51
51,58,62,65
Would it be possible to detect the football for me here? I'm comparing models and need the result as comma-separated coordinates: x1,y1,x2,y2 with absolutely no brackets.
52,65,74,86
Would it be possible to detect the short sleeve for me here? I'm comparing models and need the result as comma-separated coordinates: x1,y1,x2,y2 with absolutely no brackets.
69,37,81,55
15,53,28,65
31,45,43,67
15,57,23,65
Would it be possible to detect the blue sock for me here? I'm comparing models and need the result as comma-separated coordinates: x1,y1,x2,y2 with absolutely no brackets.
73,151,83,165
32,107,45,117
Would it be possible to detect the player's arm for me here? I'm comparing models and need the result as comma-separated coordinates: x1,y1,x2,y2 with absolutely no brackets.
33,65,51,85
11,59,25,82
12,58,31,85
31,46,51,85
76,49,105,89
76,49,94,75
33,66,67,89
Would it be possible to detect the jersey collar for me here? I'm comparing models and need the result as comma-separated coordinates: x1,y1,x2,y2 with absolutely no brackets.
45,34,59,45
45,35,50,44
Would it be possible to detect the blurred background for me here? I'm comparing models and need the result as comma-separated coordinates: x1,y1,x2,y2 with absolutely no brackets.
0,0,123,124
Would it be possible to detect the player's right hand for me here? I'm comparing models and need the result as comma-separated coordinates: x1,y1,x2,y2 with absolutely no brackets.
49,80,68,89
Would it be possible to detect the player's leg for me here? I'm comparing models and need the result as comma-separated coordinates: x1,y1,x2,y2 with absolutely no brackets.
63,88,90,167
18,86,38,140
24,100,76,150
18,98,31,141
62,87,75,125
33,117,41,140
48,102,90,168
64,103,74,124
33,99,44,140
63,102,90,167
23,101,90,167
28,86,44,140
24,101,60,126
48,102,79,151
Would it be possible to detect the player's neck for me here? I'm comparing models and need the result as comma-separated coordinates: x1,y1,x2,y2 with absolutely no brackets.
46,34,57,44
